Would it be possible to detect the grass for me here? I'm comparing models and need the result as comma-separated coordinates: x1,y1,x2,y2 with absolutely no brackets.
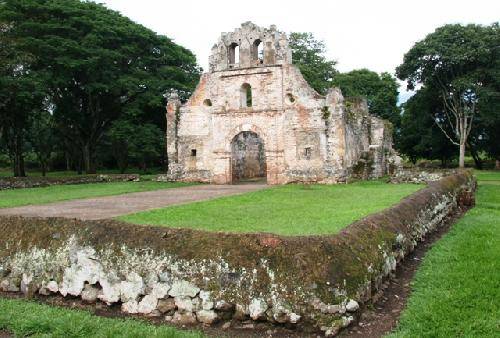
0,181,192,208
120,180,422,236
388,170,500,337
0,297,203,338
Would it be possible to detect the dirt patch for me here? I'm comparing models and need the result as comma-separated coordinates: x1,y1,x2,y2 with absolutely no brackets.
0,184,267,220
339,208,468,338
0,330,13,338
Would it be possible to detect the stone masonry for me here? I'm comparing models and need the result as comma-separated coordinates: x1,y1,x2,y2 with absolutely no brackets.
166,22,400,184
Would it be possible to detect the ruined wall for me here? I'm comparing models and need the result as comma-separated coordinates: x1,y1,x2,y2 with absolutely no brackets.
0,171,475,336
166,22,399,185
343,98,371,171
208,21,292,72
0,174,139,190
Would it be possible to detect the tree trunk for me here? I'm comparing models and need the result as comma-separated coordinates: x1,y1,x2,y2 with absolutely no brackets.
41,162,47,177
83,144,97,174
65,151,70,171
495,158,500,170
13,153,26,177
459,142,466,168
13,134,26,177
467,142,483,170
76,152,83,175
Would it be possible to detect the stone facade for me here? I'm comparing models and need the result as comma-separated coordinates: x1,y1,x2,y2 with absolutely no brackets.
166,22,399,184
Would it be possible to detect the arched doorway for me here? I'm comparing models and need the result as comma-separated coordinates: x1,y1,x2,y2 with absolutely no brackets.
231,131,267,183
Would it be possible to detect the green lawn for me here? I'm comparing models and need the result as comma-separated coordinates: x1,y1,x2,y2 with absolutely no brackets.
0,181,192,208
388,170,500,337
0,297,203,338
120,180,422,236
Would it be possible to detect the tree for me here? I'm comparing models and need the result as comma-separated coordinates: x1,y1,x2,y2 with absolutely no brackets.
107,119,164,173
1,0,200,174
289,32,337,95
28,108,57,176
397,23,499,168
398,87,456,166
333,69,401,132
0,9,47,176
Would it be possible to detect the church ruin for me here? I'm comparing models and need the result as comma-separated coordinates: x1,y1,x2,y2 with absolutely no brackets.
166,22,399,184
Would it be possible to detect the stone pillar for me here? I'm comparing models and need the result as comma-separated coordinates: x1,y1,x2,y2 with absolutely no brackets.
166,90,181,169
239,40,251,68
265,150,285,184
263,40,276,65
212,151,232,184
325,88,347,178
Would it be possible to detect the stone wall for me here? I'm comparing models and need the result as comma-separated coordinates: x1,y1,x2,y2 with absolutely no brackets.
0,171,475,336
0,174,139,190
389,168,459,184
166,22,399,185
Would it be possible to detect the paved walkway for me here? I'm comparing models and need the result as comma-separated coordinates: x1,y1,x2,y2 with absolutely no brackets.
0,184,267,220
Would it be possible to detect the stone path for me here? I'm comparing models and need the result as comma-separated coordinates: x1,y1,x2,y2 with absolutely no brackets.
0,184,267,220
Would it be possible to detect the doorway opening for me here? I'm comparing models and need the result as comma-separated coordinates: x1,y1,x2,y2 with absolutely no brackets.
231,131,266,184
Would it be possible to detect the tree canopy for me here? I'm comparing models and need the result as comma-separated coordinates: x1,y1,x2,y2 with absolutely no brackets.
397,23,500,167
0,0,201,175
333,69,401,130
289,34,400,142
398,87,456,165
289,32,338,95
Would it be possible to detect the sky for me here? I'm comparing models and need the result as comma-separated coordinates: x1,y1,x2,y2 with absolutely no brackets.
97,0,499,102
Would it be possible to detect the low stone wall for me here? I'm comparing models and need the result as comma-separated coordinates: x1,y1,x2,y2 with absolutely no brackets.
389,168,458,184
0,174,139,190
0,171,475,336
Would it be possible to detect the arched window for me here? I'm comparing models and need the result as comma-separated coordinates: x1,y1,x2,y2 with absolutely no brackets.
252,39,263,64
228,43,239,65
240,83,252,108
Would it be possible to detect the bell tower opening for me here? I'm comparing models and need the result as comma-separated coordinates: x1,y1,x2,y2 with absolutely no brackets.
228,42,239,66
252,39,263,64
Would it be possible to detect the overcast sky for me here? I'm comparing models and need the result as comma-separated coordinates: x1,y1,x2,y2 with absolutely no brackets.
97,0,499,101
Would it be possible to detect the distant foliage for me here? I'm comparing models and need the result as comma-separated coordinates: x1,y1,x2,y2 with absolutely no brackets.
333,69,401,134
398,87,456,165
289,32,338,95
0,0,201,176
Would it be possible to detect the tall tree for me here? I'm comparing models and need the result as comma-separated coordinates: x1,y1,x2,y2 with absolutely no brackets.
0,43,46,176
333,69,401,133
289,32,338,95
0,0,200,174
0,5,47,176
397,23,499,168
398,87,456,166
28,108,57,176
